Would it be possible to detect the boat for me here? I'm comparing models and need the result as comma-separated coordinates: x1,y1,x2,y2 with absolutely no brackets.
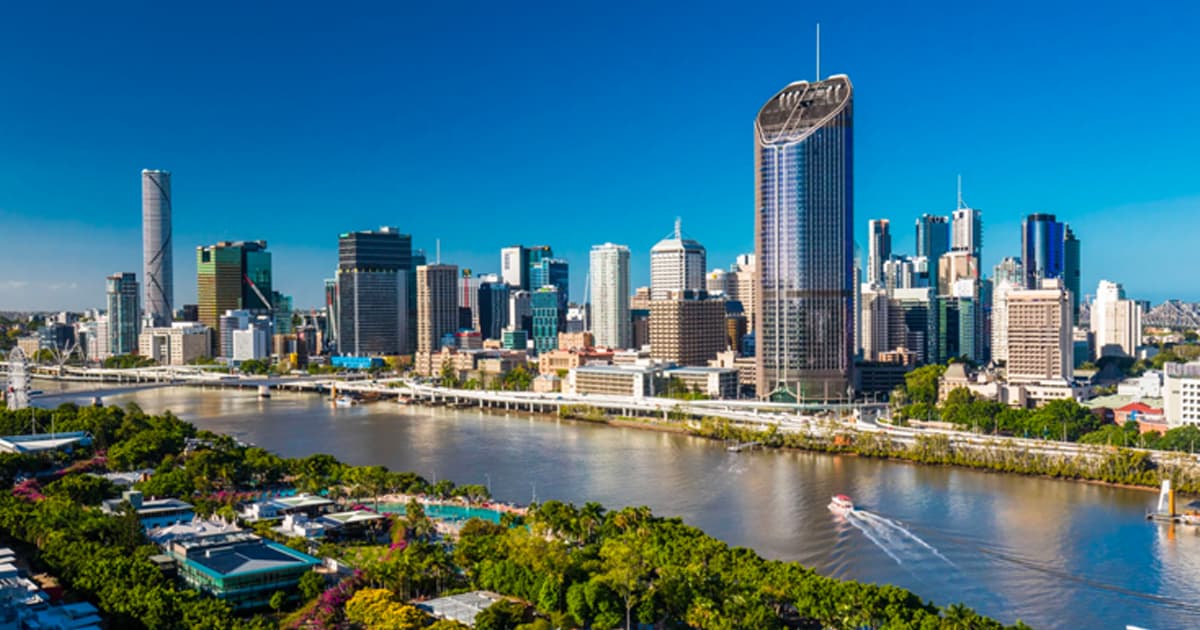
828,494,854,515
334,396,357,408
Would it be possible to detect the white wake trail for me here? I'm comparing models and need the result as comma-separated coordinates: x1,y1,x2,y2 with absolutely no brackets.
845,512,905,565
856,510,956,567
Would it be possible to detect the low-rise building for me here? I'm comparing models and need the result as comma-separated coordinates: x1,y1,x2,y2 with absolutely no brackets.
239,494,334,521
557,331,594,351
167,532,320,610
532,373,561,393
567,365,662,398
663,367,738,399
101,490,195,529
139,323,212,366
538,348,614,374
1164,361,1200,428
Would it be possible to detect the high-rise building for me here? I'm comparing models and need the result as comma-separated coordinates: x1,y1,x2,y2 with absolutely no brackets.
1064,227,1081,318
335,228,412,356
1006,281,1072,383
142,169,173,327
887,288,934,365
416,264,458,353
882,256,916,293
508,290,532,337
535,258,570,316
649,291,726,366
532,286,560,353
650,219,706,300
755,75,854,401
706,269,729,296
937,251,979,298
323,278,339,351
951,207,982,258
1091,280,1141,359
477,280,510,340
1021,214,1081,317
915,214,950,280
459,269,481,331
197,241,271,355
272,292,294,335
106,272,140,356
500,246,530,290
859,285,889,361
936,297,978,364
990,258,1025,364
527,246,554,288
866,219,891,287
725,254,758,334
590,243,631,349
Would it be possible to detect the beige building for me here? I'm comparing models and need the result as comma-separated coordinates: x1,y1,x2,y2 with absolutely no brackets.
566,365,661,398
138,324,212,366
649,293,726,366
664,367,739,399
538,348,613,375
16,336,40,358
557,331,594,351
1005,281,1072,384
416,264,459,354
709,349,756,392
1091,280,1141,359
860,285,889,360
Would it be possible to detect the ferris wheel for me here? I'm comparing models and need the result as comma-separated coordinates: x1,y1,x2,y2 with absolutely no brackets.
6,347,30,411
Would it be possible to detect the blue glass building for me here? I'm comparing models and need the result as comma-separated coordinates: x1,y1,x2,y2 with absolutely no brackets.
754,75,854,401
531,286,560,353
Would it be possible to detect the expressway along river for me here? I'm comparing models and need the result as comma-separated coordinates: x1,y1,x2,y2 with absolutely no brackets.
37,383,1200,628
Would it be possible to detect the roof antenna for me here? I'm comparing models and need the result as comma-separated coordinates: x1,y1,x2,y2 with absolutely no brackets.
674,217,682,240
815,23,821,81
436,238,441,264
957,174,965,209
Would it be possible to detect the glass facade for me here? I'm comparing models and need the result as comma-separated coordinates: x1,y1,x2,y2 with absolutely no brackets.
336,228,413,355
531,287,560,353
1021,213,1064,288
755,76,854,401
106,272,140,356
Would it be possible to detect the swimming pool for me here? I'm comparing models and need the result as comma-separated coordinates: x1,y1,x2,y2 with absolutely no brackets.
378,502,505,524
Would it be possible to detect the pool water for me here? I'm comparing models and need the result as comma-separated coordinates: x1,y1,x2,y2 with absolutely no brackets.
379,502,504,524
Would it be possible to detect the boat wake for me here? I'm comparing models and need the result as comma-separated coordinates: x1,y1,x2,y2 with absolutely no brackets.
846,509,956,567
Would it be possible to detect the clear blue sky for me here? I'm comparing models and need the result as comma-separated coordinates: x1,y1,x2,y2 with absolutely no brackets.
2,1,1198,311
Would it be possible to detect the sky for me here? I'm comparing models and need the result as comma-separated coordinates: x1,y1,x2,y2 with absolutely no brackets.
2,1,1199,311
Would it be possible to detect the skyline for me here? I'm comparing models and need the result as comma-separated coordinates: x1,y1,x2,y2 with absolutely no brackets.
4,2,1200,310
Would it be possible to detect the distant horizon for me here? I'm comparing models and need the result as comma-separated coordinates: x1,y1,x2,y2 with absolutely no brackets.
3,2,1199,310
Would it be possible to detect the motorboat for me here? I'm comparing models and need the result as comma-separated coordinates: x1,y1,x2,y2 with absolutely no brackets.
828,494,854,515
334,396,358,408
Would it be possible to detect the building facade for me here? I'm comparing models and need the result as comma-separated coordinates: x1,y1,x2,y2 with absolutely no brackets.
650,219,706,300
755,75,854,401
416,264,459,353
336,227,413,356
1091,279,1141,359
1005,281,1073,384
590,243,631,349
197,241,271,355
531,286,560,353
866,218,891,287
139,323,212,366
1164,362,1200,428
142,169,173,327
649,292,726,366
106,272,140,356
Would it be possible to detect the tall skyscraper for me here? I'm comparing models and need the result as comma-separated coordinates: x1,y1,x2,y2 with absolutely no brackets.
197,241,271,355
336,227,412,356
650,219,706,300
951,207,982,259
649,291,726,366
106,272,140,356
141,169,173,326
866,219,891,287
527,245,554,288
1091,280,1141,359
1021,214,1082,318
532,286,560,353
500,246,530,290
755,75,854,401
915,214,950,270
1064,227,1081,318
477,279,510,340
416,264,458,353
859,285,889,360
990,257,1024,363
589,243,631,349
1006,280,1072,384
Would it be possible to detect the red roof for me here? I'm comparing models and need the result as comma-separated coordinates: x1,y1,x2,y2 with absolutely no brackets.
1117,402,1164,414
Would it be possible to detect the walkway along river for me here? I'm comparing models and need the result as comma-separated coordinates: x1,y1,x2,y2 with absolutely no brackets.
37,383,1200,628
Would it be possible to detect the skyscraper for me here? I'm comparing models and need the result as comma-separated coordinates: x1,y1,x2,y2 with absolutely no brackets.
1091,280,1141,359
915,214,950,262
141,169,173,326
500,246,530,290
755,75,854,401
866,219,891,287
1021,214,1082,318
416,264,458,353
589,243,630,349
336,227,412,356
990,257,1024,363
477,279,510,340
1064,227,1081,318
951,207,982,258
196,241,271,355
532,286,560,353
1006,280,1072,384
106,272,140,356
650,219,706,300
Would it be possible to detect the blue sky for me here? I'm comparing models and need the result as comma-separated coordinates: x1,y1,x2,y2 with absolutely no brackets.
1,1,1198,311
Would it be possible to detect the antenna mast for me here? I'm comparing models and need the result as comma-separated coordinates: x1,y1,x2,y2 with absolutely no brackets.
815,23,821,80
957,174,965,209
436,239,441,264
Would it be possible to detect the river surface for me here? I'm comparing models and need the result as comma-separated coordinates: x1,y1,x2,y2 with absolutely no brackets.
34,383,1200,629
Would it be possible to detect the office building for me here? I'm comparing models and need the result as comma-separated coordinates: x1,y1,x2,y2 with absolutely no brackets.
649,291,726,366
755,75,854,401
860,285,889,361
106,272,140,356
866,219,891,286
1091,280,1141,359
500,246,530,290
477,280,510,340
233,322,270,362
335,228,412,356
1064,227,1081,318
885,288,935,365
728,254,757,333
1021,214,1082,317
707,269,729,295
663,366,740,399
272,292,293,335
882,256,916,293
1006,281,1073,384
139,323,212,366
590,243,631,349
197,241,271,355
915,214,950,282
1164,362,1200,428
508,290,532,336
951,207,982,258
650,219,706,300
630,309,650,350
936,297,978,364
532,286,560,353
459,270,481,330
937,251,979,298
534,258,570,316
501,329,528,351
416,264,458,353
142,169,173,327
527,245,554,287
218,310,251,358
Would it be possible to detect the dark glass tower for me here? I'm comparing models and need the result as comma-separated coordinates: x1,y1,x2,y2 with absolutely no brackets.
336,227,413,355
1021,213,1065,288
915,214,949,284
754,75,854,401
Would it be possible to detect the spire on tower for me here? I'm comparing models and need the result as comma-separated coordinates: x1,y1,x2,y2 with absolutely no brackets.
674,217,682,240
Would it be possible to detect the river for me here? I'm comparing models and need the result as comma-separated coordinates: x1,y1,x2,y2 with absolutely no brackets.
34,383,1200,628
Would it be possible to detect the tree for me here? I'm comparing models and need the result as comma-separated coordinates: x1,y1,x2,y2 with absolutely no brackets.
474,600,527,630
344,588,429,629
298,570,325,601
599,534,652,630
268,590,287,613
904,364,945,405
43,474,117,505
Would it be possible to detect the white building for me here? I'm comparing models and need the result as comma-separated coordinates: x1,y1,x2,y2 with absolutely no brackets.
1164,362,1200,427
1005,280,1072,384
990,278,1020,363
649,219,705,300
1091,280,1141,359
590,243,631,349
232,326,269,362
728,254,757,333
92,316,110,362
567,364,660,398
859,285,889,360
866,219,891,287
951,207,982,256
138,323,212,366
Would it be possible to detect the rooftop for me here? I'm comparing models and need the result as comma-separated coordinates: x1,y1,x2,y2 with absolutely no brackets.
418,591,505,626
270,494,334,510
0,431,92,454
176,533,318,578
320,510,386,526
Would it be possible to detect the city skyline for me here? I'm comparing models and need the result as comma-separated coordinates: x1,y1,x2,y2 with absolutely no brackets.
3,3,1200,310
